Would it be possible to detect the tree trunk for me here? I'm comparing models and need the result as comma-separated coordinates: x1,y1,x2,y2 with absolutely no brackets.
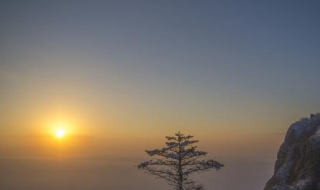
178,134,183,190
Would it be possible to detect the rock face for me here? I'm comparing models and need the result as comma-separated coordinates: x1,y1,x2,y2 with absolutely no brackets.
264,114,320,190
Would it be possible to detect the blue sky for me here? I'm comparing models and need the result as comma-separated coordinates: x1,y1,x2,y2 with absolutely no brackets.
1,1,320,135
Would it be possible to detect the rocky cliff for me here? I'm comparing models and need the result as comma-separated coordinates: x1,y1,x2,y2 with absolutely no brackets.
264,114,320,190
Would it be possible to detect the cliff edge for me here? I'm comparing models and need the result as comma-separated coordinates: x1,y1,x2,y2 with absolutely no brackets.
264,113,320,190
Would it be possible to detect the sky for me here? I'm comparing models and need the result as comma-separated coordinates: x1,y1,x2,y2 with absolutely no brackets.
0,1,320,190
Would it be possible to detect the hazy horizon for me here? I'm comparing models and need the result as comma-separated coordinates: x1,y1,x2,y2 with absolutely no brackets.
0,132,283,190
1,1,320,189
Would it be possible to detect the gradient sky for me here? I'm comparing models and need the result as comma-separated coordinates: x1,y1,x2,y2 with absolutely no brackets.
1,1,320,190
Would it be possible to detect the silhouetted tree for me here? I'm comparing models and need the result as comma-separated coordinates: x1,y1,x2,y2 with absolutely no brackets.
138,132,224,190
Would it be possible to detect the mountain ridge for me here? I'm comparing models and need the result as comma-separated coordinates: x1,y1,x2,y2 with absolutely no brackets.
264,113,320,190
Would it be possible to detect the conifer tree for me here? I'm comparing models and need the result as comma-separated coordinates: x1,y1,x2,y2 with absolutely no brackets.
138,132,224,190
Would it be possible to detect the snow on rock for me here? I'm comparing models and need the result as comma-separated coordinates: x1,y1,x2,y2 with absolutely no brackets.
264,113,320,190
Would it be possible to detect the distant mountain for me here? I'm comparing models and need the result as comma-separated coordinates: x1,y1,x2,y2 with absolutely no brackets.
264,113,320,190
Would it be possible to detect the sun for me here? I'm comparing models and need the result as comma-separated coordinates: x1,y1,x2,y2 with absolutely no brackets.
55,128,66,138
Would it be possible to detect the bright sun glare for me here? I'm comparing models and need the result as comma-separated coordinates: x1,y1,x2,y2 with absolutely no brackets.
55,128,66,138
